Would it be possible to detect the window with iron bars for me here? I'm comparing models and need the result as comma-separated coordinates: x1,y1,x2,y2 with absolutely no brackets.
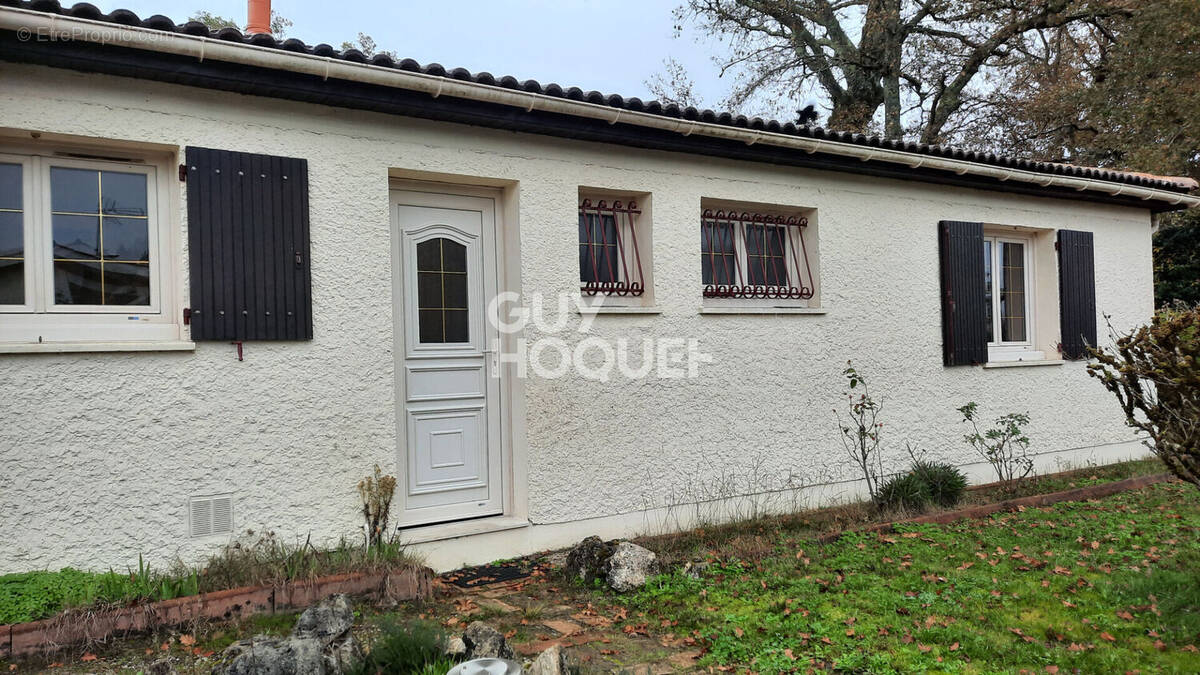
701,209,815,300
578,198,645,296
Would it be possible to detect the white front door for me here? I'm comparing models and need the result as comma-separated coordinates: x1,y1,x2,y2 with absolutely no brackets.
391,190,502,527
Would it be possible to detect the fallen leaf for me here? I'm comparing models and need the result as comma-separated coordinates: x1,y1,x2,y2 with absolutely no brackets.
80,654,97,662
1100,632,1116,642
918,643,932,653
950,642,959,651
1046,666,1060,674
180,634,196,646
161,643,170,652
783,648,796,660
734,627,744,637
1116,611,1134,621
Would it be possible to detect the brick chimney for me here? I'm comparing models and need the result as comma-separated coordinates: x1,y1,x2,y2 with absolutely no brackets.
246,0,271,35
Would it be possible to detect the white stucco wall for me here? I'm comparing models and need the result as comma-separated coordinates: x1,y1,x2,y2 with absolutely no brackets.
0,63,1155,574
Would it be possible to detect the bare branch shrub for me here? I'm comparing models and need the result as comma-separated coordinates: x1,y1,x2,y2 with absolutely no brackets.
835,361,884,502
1087,305,1200,487
358,464,397,548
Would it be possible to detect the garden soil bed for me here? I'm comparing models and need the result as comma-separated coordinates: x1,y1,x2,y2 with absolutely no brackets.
817,472,1174,543
1,566,433,659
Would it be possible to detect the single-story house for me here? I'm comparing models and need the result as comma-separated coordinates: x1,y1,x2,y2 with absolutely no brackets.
1,1,1197,574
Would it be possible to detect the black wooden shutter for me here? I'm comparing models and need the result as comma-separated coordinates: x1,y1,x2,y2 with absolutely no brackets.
939,221,988,366
185,147,312,341
1057,229,1096,359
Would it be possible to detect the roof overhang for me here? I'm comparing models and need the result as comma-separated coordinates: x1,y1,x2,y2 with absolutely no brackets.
1,5,1196,213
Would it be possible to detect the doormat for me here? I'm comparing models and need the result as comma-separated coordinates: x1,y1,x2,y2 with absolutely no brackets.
443,559,541,588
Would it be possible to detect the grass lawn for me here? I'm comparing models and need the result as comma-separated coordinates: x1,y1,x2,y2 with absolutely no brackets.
619,481,1200,673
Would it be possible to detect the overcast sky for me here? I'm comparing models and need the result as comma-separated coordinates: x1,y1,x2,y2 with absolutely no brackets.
90,1,734,106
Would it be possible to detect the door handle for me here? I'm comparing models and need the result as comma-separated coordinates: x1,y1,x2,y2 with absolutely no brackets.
481,345,499,378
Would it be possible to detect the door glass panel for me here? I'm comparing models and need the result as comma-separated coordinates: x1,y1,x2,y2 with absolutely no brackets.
999,241,1027,342
983,240,993,343
415,237,469,343
50,166,150,305
0,164,24,304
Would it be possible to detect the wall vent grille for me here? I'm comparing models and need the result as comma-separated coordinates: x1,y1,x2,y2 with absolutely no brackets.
189,494,234,537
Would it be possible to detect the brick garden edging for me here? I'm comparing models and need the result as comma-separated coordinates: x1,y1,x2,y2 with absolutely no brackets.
817,473,1175,544
0,566,434,659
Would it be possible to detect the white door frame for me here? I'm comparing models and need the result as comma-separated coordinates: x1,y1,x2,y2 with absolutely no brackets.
390,184,511,528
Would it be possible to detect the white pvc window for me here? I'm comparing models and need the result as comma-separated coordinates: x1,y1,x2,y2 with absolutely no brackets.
984,234,1036,359
0,150,177,344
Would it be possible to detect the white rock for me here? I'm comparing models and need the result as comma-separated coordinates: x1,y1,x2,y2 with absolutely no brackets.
604,542,659,593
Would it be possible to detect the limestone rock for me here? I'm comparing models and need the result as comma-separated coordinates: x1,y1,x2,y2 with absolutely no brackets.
291,594,354,649
683,560,711,580
528,644,577,675
604,542,659,593
462,621,514,660
445,635,468,658
146,658,178,675
211,635,326,675
563,536,615,585
211,594,360,675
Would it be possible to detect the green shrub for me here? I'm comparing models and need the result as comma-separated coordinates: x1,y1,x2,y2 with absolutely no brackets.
911,460,968,507
876,472,930,512
350,619,450,675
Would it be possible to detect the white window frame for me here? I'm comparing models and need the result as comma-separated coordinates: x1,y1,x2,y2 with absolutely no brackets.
0,146,181,345
984,232,1042,362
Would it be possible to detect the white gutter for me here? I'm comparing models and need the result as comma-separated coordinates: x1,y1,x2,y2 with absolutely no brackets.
5,7,1198,209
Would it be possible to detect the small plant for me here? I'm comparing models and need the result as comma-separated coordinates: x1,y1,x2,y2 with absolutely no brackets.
834,361,885,503
910,460,968,508
350,619,451,675
958,402,1034,489
358,465,398,548
876,472,930,512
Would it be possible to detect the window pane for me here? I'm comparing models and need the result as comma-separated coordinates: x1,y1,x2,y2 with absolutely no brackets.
100,171,147,216
999,241,1027,342
417,272,441,309
983,240,993,343
50,167,100,214
444,309,469,343
416,237,469,343
443,271,467,308
0,211,22,258
53,214,100,259
0,162,21,211
0,210,23,304
579,213,618,283
102,217,150,260
416,239,440,271
54,260,103,305
746,225,787,286
701,222,736,286
442,238,467,273
0,259,22,304
418,309,444,343
102,262,150,305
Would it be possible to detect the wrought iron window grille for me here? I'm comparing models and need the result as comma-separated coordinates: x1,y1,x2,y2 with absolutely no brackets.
701,209,815,299
578,198,645,297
